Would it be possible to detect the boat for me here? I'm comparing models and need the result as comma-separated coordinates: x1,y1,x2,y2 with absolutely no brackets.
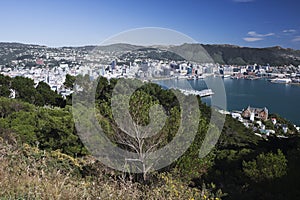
270,78,292,84
222,74,231,78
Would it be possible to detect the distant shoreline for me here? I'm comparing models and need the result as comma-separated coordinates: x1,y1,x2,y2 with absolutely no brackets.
268,80,300,87
148,76,177,81
151,76,300,87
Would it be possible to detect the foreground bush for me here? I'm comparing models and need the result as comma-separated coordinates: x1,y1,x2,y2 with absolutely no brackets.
0,138,223,200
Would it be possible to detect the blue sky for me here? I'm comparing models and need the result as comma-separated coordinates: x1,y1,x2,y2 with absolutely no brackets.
1,0,300,49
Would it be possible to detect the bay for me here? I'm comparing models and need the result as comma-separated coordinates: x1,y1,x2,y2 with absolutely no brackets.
155,77,300,126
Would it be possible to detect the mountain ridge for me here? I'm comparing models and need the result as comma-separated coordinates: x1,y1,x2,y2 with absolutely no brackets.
1,42,300,65
2,41,299,51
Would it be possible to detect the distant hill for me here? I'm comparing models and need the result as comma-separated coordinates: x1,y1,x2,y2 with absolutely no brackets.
119,47,185,62
1,42,300,66
90,43,143,52
98,43,300,66
0,42,45,48
166,43,300,65
53,43,300,66
61,43,143,52
168,43,214,63
202,44,300,66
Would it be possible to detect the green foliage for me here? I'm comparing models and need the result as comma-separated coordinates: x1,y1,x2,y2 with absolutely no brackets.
95,76,111,101
243,149,288,182
175,117,212,179
264,119,275,130
11,76,38,104
227,57,246,65
0,97,35,118
0,74,65,107
0,74,11,97
269,113,298,134
10,111,37,142
211,53,225,64
35,107,87,156
2,75,300,199
64,74,76,89
218,115,260,148
129,90,158,126
0,98,87,156
36,81,65,107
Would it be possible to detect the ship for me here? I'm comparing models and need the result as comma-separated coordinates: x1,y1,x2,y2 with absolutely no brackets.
270,78,292,84
222,74,231,78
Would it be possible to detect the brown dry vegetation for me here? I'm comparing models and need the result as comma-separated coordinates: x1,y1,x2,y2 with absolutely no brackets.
0,137,222,200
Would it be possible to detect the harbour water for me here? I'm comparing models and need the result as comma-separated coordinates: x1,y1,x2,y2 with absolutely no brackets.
156,77,300,125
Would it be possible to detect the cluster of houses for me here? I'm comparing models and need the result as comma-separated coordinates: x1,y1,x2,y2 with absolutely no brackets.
230,106,299,139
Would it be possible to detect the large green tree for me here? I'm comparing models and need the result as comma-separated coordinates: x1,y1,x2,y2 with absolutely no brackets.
64,74,76,89
243,149,288,182
36,81,65,107
0,74,11,97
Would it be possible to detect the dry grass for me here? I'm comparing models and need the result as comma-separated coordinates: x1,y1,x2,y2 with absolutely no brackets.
0,137,222,200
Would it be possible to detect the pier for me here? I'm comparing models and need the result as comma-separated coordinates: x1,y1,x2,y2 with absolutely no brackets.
172,88,214,97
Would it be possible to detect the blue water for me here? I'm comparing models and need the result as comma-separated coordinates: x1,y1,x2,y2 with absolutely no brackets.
156,77,300,125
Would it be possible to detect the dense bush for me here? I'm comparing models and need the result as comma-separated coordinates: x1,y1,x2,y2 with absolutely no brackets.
0,97,87,156
1,76,300,199
243,149,288,182
0,74,65,107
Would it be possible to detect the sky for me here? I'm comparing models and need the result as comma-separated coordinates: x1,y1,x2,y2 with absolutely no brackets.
1,0,300,49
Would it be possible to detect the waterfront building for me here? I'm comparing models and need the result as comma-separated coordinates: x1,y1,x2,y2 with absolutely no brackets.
242,106,269,121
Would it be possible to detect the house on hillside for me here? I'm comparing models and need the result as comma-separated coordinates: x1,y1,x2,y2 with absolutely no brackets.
242,106,269,121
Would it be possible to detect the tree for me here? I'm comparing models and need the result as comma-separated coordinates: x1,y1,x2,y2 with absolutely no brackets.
0,74,11,97
111,88,167,181
243,149,288,182
0,97,34,118
35,108,87,156
11,76,37,104
64,74,76,89
36,81,65,107
92,77,200,181
36,81,56,106
10,111,37,143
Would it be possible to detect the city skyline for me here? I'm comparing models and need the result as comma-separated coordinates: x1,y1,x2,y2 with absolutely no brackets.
1,0,300,49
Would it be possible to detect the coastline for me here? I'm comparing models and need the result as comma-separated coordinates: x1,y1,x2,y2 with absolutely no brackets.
269,82,300,86
148,76,177,81
157,76,300,126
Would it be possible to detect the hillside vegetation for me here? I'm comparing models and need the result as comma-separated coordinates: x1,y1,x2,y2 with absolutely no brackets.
0,75,300,199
